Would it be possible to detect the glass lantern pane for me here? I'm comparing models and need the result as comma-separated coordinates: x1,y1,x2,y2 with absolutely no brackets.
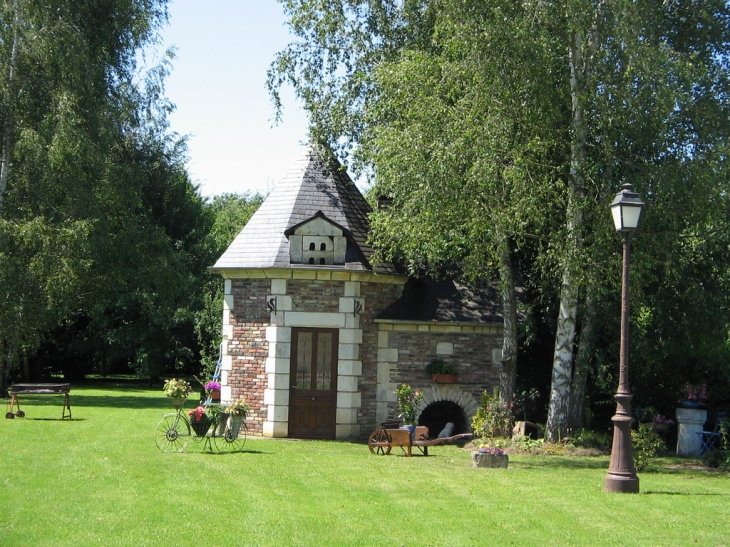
622,205,642,229
611,205,623,231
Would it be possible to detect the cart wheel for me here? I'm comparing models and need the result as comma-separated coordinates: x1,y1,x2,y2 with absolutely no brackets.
15,410,25,418
5,412,14,419
155,413,190,452
368,430,391,455
213,420,247,453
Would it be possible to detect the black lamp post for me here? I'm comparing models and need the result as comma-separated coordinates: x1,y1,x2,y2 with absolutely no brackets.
604,183,644,493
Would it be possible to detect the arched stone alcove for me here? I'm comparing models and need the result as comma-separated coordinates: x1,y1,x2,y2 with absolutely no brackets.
415,384,479,436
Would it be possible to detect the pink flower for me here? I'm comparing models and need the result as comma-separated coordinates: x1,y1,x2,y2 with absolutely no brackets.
188,406,206,422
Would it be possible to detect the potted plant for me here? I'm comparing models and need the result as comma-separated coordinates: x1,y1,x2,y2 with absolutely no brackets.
472,444,509,468
187,405,213,436
425,359,458,383
163,379,193,409
652,414,674,433
395,383,423,437
679,384,708,408
204,403,225,434
204,380,221,402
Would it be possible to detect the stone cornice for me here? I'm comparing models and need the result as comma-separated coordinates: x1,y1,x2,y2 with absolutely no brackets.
212,267,408,285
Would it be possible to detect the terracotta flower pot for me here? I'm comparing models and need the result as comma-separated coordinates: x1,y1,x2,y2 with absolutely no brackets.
431,373,457,384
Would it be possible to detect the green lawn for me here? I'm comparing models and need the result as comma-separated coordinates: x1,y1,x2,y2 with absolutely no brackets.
1,383,728,547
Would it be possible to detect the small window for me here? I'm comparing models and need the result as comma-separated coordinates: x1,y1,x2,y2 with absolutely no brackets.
309,243,316,251
308,257,315,264
320,258,325,265
320,243,327,251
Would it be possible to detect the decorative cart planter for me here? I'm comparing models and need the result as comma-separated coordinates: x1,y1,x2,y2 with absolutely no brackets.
229,415,245,437
190,418,211,437
472,452,509,468
171,397,186,410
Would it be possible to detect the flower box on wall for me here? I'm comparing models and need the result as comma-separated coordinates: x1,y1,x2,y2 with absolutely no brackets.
425,359,457,384
431,373,458,384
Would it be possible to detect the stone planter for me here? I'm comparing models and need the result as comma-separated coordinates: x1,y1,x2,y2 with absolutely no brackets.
676,407,707,456
472,452,509,468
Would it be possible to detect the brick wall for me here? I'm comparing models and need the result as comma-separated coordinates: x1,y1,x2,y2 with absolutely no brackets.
387,330,501,405
227,279,269,436
289,279,344,312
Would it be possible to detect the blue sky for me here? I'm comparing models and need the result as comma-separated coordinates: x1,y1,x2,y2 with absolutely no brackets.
150,1,310,198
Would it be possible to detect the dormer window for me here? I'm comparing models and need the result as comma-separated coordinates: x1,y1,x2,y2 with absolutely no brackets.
285,211,349,266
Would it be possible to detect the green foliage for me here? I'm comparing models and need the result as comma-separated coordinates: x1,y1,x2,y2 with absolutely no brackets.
512,388,541,422
395,383,423,425
471,389,512,442
572,429,612,452
719,417,730,450
702,449,730,471
162,378,192,399
193,192,265,376
425,359,456,375
632,424,667,472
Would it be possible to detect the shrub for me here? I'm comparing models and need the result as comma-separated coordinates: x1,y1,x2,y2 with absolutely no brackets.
471,389,512,441
632,423,666,471
702,449,730,470
572,429,612,451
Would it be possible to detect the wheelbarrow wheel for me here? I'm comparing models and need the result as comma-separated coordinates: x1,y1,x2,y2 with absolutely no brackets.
368,430,391,455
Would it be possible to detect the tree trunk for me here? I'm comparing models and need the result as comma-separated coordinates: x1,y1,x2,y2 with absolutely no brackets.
546,265,579,442
568,285,596,431
498,236,518,409
545,26,593,443
0,3,20,214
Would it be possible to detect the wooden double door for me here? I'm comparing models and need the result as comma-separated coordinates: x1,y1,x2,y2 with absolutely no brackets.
288,328,338,439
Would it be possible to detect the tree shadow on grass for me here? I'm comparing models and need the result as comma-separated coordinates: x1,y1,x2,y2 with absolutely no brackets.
206,449,269,456
642,490,727,496
510,456,609,470
8,394,172,410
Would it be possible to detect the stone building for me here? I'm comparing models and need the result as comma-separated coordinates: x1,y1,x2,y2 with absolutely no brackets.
210,148,504,440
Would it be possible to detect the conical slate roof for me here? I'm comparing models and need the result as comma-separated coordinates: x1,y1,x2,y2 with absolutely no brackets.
212,147,393,272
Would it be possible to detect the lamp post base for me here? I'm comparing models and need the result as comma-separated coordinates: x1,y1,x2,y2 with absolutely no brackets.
604,474,639,493
604,410,639,493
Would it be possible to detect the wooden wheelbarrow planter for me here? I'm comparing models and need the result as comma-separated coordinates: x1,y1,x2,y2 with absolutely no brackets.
367,421,473,457
6,383,72,419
